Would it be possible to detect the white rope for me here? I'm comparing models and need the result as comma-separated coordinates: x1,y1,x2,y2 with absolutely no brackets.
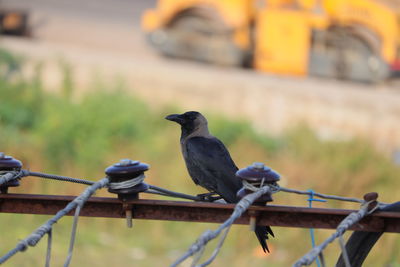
64,205,82,267
0,171,20,186
195,226,231,267
242,179,261,192
170,185,272,267
45,229,52,267
0,177,109,265
108,174,145,190
191,243,206,267
293,200,377,267
242,179,279,193
338,235,351,267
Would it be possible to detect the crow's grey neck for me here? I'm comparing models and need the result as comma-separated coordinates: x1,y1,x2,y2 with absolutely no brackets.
180,125,211,142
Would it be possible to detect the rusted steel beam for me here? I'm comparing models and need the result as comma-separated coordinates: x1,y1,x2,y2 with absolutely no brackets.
0,193,399,233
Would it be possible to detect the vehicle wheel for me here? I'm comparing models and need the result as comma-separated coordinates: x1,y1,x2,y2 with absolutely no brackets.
149,12,245,67
309,29,389,83
334,31,389,83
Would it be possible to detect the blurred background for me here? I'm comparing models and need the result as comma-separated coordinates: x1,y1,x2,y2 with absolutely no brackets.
0,0,400,266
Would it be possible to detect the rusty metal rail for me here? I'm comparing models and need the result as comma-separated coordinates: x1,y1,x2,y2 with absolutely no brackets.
1,193,400,233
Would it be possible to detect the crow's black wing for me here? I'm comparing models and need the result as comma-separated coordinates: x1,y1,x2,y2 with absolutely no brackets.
184,136,242,203
185,136,273,253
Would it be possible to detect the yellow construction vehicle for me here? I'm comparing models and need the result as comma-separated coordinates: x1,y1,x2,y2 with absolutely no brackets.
0,5,29,36
142,0,400,83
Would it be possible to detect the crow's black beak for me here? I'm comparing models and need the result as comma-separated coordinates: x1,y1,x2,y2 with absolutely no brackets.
165,114,184,124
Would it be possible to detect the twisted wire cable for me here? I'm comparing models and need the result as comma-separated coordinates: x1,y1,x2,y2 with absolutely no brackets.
25,170,95,186
20,170,208,201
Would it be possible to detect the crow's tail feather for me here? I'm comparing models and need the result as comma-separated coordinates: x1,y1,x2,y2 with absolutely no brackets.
255,225,274,253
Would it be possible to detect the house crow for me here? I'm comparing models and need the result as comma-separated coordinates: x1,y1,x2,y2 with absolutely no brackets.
165,111,274,252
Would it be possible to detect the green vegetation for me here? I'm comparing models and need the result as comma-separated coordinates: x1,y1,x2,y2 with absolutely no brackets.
0,50,399,266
